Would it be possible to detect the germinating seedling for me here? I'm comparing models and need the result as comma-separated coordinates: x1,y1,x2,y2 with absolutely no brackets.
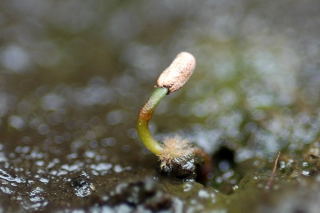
137,52,211,179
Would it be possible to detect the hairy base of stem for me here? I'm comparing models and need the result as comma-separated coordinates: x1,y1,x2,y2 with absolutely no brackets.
137,87,212,180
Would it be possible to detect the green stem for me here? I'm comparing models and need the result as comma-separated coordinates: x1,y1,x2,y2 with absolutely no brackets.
137,87,168,155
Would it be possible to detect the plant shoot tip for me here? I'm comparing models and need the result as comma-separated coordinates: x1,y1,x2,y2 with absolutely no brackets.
157,51,196,94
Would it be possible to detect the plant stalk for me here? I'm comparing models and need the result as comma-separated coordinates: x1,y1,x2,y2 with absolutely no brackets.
137,87,168,155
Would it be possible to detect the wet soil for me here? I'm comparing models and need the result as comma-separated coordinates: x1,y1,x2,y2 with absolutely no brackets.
1,0,320,212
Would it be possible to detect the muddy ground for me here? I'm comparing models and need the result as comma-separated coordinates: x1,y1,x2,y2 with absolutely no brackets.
1,0,320,212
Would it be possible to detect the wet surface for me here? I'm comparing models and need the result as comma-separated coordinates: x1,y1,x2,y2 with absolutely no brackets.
1,0,320,212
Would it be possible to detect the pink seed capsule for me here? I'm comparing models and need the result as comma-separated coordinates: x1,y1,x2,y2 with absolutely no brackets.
157,52,196,94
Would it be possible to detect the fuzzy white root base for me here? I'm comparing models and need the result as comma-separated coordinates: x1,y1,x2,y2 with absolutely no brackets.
157,136,195,171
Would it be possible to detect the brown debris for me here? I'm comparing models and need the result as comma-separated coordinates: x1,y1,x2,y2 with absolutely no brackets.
266,152,281,189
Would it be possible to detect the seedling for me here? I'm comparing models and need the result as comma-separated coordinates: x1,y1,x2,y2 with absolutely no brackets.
137,52,211,179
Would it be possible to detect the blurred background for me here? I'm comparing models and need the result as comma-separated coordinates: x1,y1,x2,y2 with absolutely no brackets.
0,0,320,212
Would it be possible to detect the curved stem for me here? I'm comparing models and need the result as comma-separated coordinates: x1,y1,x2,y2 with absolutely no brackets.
137,87,168,155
